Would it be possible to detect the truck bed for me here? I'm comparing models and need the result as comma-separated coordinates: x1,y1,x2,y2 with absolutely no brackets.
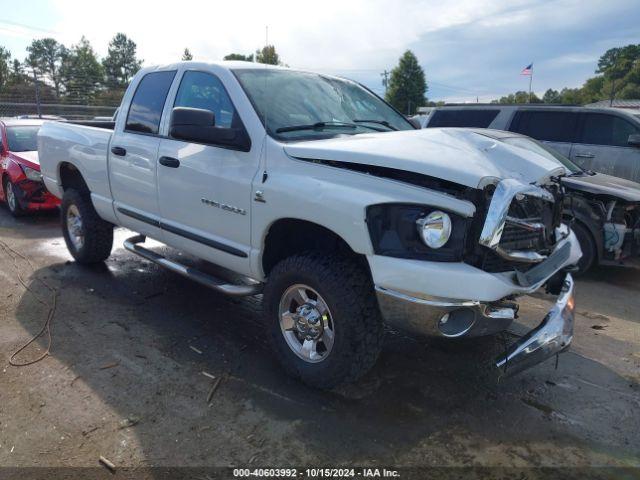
38,120,113,216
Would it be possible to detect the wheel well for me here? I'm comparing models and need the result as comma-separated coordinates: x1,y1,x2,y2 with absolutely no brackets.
262,219,368,276
59,162,89,193
564,213,602,260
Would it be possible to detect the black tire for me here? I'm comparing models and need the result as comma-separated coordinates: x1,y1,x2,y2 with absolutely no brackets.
61,188,113,264
572,221,597,275
3,177,26,217
263,252,384,389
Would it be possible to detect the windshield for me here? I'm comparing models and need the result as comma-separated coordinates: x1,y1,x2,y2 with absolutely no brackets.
500,136,581,174
6,126,40,152
233,69,414,140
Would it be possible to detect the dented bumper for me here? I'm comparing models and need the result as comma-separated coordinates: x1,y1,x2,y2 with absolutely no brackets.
495,273,575,377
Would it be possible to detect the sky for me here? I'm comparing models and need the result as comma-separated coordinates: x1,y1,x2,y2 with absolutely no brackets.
0,0,638,102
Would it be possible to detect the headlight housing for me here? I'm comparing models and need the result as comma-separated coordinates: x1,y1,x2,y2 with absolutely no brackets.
416,211,452,249
22,165,43,182
366,204,468,261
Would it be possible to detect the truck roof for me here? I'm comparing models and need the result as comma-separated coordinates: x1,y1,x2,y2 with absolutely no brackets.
134,60,350,83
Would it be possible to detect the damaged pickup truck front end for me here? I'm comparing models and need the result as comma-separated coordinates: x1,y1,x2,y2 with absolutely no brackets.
374,177,578,376
285,127,581,378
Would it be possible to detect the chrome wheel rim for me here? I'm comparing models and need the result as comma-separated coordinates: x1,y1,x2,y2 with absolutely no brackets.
278,284,335,363
6,182,16,212
66,204,84,250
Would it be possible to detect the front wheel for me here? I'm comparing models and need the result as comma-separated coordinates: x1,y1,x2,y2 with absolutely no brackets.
263,252,384,389
3,178,26,217
572,221,597,275
61,188,114,264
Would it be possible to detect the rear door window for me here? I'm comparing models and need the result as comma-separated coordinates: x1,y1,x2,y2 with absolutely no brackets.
509,111,579,143
125,70,177,134
579,113,639,147
428,109,499,128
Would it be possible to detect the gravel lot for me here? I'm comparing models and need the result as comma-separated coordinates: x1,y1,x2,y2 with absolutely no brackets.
0,208,639,477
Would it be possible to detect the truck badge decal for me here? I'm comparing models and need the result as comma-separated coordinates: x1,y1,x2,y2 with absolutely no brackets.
201,198,246,215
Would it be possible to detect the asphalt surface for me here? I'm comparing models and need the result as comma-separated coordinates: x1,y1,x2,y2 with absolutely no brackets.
0,207,638,477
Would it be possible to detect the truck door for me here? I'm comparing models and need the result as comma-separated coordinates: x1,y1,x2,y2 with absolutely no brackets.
571,112,640,182
109,70,177,238
156,70,259,275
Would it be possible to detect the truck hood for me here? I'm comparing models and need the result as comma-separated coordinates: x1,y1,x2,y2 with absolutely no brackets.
283,128,565,189
562,172,640,203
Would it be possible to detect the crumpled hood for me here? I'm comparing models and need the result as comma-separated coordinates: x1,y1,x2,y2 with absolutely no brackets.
11,150,39,167
284,128,565,189
562,172,640,203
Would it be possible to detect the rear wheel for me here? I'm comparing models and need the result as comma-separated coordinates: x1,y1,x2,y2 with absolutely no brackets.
572,221,597,274
61,188,113,264
3,178,26,217
263,252,384,389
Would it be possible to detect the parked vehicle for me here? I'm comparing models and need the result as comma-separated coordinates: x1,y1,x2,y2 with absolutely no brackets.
424,105,640,181
424,106,640,272
0,118,60,216
38,63,581,388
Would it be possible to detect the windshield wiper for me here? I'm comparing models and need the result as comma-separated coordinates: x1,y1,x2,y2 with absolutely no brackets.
352,119,398,131
275,121,358,134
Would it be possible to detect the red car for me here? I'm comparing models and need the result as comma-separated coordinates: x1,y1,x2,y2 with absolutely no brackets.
0,118,60,216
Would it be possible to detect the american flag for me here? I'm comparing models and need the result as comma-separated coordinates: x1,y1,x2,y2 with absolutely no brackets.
521,63,533,76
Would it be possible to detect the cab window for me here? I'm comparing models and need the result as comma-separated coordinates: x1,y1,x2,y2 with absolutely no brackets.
428,109,499,128
510,111,579,143
579,113,639,147
173,71,236,129
125,70,177,135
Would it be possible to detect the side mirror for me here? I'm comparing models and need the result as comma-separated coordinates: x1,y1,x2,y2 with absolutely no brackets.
628,133,640,148
170,107,235,144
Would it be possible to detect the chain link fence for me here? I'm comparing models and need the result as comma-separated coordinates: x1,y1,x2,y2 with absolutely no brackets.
0,76,120,121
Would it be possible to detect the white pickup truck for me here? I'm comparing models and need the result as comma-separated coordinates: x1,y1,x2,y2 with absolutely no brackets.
38,61,581,388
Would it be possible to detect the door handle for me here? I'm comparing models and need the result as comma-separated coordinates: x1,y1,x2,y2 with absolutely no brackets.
111,146,127,156
159,156,180,168
575,153,595,159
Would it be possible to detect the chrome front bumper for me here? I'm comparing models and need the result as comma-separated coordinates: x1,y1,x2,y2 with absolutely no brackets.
376,273,576,376
495,273,575,376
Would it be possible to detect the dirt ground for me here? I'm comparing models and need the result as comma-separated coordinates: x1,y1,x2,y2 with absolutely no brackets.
0,208,639,477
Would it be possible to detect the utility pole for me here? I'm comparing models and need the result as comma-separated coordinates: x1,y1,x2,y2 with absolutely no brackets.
32,68,41,119
380,70,390,95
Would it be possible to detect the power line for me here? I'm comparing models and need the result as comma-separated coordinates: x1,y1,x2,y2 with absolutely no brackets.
0,18,58,35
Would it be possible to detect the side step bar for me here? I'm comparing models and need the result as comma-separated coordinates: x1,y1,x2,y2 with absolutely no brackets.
123,235,263,297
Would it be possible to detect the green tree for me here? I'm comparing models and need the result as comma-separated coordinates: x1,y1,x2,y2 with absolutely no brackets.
542,88,561,103
0,46,11,89
26,38,66,97
60,37,105,103
385,50,427,115
102,33,142,88
255,45,281,65
559,87,583,104
182,48,193,61
596,44,640,102
224,52,254,62
495,91,542,104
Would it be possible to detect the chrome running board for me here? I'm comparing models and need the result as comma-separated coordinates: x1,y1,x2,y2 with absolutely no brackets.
123,234,262,297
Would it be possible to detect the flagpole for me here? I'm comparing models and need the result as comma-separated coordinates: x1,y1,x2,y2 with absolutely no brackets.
528,63,533,103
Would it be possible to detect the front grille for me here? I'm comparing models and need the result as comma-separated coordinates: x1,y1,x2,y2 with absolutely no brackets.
500,221,545,251
467,185,562,273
